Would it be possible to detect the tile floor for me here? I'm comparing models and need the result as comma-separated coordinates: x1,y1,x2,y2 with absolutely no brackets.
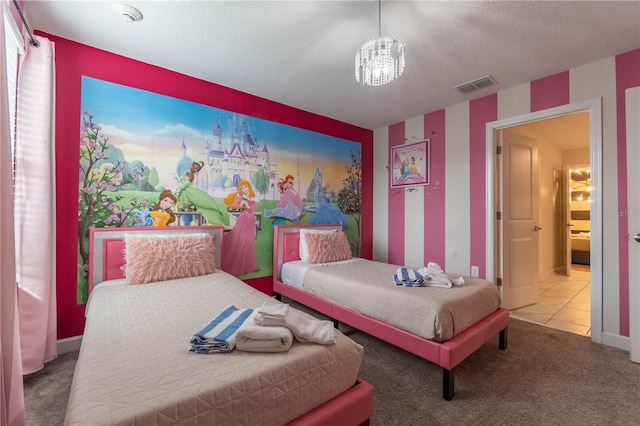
510,264,591,336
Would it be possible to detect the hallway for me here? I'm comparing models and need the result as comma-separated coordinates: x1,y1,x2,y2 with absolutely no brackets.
510,265,591,336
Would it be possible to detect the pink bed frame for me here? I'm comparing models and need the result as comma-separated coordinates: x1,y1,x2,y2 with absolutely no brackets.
273,224,510,401
88,225,374,426
88,226,225,293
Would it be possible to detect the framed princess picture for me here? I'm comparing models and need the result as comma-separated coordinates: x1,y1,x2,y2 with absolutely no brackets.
390,139,430,188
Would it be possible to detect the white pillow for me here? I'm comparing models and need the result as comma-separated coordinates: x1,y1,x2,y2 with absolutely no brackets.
299,228,338,262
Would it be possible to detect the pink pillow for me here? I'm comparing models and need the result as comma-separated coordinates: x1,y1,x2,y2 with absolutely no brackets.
305,232,352,264
125,233,215,285
299,228,337,262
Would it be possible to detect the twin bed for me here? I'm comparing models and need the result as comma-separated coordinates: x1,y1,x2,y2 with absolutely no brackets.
65,225,373,426
272,224,510,401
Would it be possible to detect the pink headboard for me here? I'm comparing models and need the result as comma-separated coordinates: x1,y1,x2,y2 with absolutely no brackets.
282,233,302,263
272,224,342,281
88,225,224,293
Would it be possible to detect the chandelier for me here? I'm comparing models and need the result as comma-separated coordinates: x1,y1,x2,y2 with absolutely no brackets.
355,0,405,86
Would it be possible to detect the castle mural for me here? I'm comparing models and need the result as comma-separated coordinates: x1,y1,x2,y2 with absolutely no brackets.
77,76,362,303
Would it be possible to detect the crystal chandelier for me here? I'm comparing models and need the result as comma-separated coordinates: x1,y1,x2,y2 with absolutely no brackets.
355,0,405,86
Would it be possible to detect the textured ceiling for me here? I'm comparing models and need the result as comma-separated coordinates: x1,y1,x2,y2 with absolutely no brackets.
23,0,640,131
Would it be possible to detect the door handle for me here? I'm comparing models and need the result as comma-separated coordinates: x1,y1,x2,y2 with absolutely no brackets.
534,225,543,232
634,233,640,243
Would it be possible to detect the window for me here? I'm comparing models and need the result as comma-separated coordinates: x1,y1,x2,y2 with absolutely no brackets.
3,6,25,185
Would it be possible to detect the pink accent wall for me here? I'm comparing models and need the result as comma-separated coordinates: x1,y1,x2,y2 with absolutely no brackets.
615,48,640,337
423,110,446,267
469,95,497,279
360,130,374,260
530,71,570,112
387,123,406,265
42,33,373,339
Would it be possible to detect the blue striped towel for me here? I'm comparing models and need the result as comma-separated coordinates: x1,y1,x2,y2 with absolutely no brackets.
393,268,425,287
190,305,254,354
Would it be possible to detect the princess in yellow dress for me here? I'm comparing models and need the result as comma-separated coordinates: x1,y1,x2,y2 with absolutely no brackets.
150,189,177,226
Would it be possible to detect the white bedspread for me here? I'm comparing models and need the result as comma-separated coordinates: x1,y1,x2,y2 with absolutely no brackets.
281,259,500,342
65,271,363,426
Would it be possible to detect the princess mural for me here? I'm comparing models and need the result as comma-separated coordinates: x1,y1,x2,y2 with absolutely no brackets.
264,174,304,224
150,189,177,226
77,76,362,303
222,179,259,276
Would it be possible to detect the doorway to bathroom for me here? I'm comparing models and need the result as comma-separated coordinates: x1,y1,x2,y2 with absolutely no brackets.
486,99,602,342
507,114,592,336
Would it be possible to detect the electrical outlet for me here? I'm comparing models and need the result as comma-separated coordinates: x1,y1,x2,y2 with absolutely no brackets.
471,266,479,278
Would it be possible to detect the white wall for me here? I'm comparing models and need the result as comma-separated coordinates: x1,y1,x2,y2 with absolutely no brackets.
537,138,564,276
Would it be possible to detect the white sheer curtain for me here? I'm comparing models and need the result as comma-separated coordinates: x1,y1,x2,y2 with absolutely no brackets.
14,34,57,375
0,12,26,426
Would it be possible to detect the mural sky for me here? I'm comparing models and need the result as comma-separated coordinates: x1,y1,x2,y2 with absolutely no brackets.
80,76,359,195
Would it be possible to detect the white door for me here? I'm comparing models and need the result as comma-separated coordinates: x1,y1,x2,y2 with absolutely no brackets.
563,164,572,276
626,87,640,363
500,130,540,309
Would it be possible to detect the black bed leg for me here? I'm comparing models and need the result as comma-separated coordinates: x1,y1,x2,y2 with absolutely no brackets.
443,368,454,401
274,293,282,301
499,327,508,350
332,318,339,329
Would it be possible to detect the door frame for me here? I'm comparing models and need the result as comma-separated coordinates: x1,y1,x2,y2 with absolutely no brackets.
563,163,572,277
485,98,602,343
626,86,639,362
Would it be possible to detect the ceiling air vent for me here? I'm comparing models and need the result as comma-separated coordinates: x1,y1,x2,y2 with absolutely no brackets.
454,75,498,95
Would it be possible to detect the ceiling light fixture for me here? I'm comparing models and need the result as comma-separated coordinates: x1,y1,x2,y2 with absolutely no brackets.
355,0,405,86
117,4,143,23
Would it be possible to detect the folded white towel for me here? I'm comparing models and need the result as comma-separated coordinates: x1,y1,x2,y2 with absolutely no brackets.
255,302,288,320
255,302,335,345
416,262,465,288
190,305,254,354
236,312,293,353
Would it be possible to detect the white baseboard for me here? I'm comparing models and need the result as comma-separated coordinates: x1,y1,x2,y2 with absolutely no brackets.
57,335,82,354
602,331,630,353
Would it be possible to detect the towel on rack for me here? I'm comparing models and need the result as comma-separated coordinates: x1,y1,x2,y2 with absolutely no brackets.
236,312,294,352
393,267,425,287
189,305,254,354
254,302,335,345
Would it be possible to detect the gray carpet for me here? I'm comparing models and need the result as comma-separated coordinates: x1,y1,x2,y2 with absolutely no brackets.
24,315,640,425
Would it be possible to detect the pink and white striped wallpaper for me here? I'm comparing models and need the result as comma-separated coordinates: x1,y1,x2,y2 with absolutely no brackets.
374,48,640,344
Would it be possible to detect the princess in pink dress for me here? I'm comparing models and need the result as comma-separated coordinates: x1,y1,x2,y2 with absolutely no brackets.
264,174,303,222
221,179,258,276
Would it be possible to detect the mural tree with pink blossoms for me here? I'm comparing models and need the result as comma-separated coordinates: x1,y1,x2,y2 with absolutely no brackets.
77,112,148,302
